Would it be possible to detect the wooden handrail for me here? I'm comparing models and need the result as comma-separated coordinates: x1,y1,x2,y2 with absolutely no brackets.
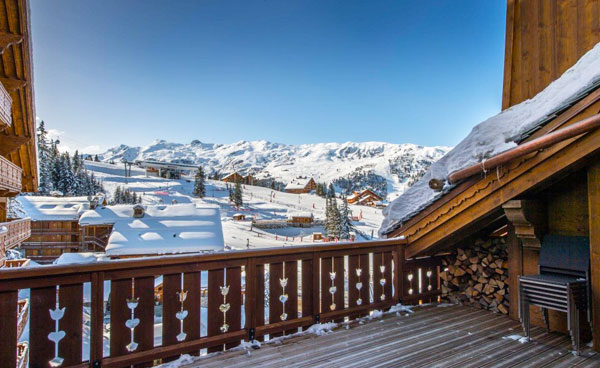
0,238,443,368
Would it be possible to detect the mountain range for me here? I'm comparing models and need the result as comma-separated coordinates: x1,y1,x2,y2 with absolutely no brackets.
98,140,451,200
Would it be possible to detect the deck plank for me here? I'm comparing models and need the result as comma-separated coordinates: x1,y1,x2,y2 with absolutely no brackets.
177,305,596,368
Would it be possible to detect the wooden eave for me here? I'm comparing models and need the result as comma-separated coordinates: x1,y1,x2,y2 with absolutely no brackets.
391,87,600,259
0,0,36,193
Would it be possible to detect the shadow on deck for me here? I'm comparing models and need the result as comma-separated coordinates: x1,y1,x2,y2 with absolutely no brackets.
178,305,599,368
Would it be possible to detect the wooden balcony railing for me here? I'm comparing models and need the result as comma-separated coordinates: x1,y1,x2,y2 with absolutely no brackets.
0,155,22,196
16,342,28,368
1,218,31,249
0,81,12,132
5,258,31,268
0,239,444,368
17,298,29,341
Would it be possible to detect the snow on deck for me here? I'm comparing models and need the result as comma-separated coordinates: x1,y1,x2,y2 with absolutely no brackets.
79,204,224,256
380,41,600,235
16,195,90,221
168,304,599,368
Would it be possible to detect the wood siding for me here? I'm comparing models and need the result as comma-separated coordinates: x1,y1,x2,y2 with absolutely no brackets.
503,0,600,110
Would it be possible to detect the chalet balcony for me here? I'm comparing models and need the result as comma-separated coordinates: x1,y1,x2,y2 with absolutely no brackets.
0,239,597,368
0,81,12,132
0,218,31,250
0,155,22,196
4,258,31,268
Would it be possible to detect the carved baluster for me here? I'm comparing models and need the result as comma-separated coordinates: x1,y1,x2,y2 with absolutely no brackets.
48,305,66,367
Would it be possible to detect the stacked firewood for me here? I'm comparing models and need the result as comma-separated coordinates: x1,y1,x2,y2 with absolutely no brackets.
440,237,509,315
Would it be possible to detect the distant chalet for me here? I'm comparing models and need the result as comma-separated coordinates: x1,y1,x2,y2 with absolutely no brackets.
285,177,316,194
348,189,385,207
222,172,257,185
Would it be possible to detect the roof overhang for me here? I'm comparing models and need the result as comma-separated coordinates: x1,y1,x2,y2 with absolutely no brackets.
391,87,600,258
0,0,37,192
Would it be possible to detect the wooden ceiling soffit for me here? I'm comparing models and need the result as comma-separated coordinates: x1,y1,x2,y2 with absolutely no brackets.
0,77,27,91
402,112,600,258
502,200,547,251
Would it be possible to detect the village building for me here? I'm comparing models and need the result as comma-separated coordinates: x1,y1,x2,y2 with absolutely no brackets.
222,172,257,185
78,203,224,258
380,1,600,352
347,189,384,207
284,177,316,194
139,160,198,179
287,211,314,225
232,213,246,221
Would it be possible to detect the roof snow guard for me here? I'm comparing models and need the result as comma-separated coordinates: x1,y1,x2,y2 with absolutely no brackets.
380,41,600,237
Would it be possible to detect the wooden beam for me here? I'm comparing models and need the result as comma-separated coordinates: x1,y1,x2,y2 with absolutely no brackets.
0,32,22,54
587,161,600,352
404,126,600,258
0,77,27,92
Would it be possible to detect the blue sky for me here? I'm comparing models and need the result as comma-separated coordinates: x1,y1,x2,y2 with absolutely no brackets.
30,1,507,153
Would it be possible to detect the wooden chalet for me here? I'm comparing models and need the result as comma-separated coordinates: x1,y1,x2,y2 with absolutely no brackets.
380,0,600,352
288,211,314,225
139,160,198,179
347,189,384,207
284,177,317,194
3,2,600,368
222,172,257,185
0,0,34,272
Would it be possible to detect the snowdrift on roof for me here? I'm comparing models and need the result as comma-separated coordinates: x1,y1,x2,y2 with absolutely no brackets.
380,41,600,236
79,203,224,256
17,196,90,221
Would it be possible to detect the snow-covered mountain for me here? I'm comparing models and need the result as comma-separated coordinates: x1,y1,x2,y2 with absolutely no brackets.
98,140,451,200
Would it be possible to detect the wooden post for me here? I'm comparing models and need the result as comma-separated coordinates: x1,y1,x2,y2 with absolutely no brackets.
506,222,522,321
588,162,600,352
90,272,104,366
393,244,405,303
245,258,256,341
312,252,320,320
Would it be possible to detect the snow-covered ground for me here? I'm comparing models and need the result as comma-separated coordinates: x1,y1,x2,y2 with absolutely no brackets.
84,161,384,249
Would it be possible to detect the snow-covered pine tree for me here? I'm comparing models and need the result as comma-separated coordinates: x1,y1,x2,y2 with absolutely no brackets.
325,196,341,239
233,181,243,207
36,121,53,194
338,195,354,240
113,186,122,204
193,166,206,198
327,183,336,199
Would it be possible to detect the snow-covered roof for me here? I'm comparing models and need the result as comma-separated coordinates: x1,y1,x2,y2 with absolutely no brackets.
79,203,224,256
287,211,313,218
380,41,600,236
53,252,109,265
285,177,314,190
16,196,90,221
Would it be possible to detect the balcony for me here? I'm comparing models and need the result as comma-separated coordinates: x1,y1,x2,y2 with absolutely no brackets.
0,218,31,249
0,81,12,132
4,258,30,268
0,155,22,196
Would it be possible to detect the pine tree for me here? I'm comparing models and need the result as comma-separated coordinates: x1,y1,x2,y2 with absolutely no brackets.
338,195,354,240
36,121,53,194
327,183,336,199
325,197,341,239
233,181,243,207
94,154,100,162
193,166,206,198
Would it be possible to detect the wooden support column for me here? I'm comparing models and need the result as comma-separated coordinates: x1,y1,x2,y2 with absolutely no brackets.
505,222,522,321
587,162,600,352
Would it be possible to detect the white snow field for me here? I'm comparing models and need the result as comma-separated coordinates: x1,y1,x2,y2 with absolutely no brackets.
83,161,385,249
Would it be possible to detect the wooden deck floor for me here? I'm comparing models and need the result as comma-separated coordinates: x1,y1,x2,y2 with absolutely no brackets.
181,305,599,368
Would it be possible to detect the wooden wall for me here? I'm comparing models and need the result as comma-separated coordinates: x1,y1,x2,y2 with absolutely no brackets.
503,0,600,109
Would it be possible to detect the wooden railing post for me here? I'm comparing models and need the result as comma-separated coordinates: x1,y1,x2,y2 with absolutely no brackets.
90,271,104,367
393,244,405,304
311,251,320,322
245,257,257,341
